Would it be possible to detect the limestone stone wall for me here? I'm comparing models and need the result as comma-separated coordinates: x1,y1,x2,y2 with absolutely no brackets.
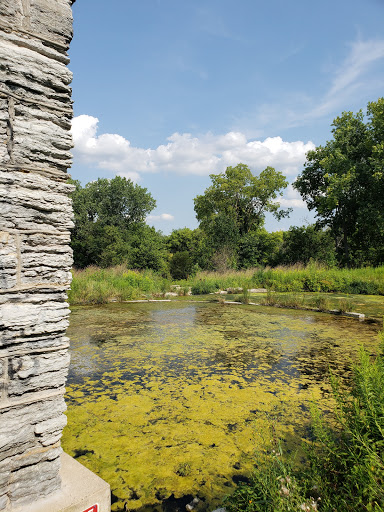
0,1,75,509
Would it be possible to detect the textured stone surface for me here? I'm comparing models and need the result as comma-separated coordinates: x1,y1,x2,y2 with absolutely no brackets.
0,0,75,508
0,172,74,232
9,458,61,504
0,232,17,290
8,350,70,397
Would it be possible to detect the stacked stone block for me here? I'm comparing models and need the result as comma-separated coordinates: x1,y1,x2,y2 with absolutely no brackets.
0,0,75,509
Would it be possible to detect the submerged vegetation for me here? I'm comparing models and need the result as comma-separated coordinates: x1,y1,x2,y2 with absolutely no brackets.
62,302,381,512
225,331,384,512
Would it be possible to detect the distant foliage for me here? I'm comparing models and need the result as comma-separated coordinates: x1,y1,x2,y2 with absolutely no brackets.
253,264,384,295
70,98,384,274
194,164,290,258
68,266,171,304
277,226,336,266
238,229,283,268
169,251,194,280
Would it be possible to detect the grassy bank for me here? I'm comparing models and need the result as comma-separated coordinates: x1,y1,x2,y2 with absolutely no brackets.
68,264,384,305
224,331,384,512
183,264,384,295
68,266,171,304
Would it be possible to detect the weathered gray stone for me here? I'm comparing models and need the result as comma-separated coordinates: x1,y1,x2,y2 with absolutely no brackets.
0,425,35,463
0,396,66,433
0,38,72,108
0,172,74,232
35,415,67,447
8,350,70,396
0,231,17,290
0,301,70,347
29,0,74,47
0,289,69,305
0,494,7,510
8,445,62,473
13,102,73,172
0,0,85,508
0,2,23,31
0,99,8,163
8,458,61,504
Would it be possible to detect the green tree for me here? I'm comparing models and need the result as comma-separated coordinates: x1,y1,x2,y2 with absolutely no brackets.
193,164,290,251
238,229,283,268
70,176,162,269
166,227,203,255
126,224,168,274
277,225,336,266
295,98,384,266
71,176,156,229
169,251,194,280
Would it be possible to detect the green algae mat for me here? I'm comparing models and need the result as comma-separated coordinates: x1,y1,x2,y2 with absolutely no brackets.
62,302,381,512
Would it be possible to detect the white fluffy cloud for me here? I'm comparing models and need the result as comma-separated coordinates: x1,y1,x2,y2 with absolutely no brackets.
147,213,175,222
71,115,314,180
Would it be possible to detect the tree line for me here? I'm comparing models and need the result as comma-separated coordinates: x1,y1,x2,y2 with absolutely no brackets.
70,98,384,277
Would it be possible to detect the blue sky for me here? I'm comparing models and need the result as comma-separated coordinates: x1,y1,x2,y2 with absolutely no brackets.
69,0,384,234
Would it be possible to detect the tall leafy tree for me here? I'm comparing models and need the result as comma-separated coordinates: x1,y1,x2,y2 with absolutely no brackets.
70,176,162,269
193,164,290,250
71,176,156,229
295,98,384,266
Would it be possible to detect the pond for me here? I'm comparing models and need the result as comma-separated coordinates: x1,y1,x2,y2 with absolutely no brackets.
62,302,381,512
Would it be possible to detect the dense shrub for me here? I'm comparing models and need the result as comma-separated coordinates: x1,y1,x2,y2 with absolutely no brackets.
68,266,171,304
190,280,220,295
169,251,194,280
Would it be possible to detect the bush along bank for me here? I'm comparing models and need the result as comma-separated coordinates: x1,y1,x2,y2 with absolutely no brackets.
68,266,171,305
252,264,384,294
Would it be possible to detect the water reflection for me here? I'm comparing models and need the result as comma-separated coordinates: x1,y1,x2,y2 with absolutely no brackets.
63,302,380,512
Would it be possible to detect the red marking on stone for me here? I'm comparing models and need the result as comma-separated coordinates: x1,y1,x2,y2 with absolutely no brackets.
83,506,98,512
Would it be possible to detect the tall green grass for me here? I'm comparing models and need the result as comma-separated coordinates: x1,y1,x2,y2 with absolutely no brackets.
184,268,260,295
224,331,384,512
259,292,355,313
184,264,384,295
68,265,171,305
254,263,384,295
68,264,384,304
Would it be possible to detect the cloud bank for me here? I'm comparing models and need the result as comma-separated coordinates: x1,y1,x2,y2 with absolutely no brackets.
71,115,315,182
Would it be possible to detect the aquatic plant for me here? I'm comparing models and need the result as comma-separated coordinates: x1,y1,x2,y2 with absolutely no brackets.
62,302,381,511
225,330,384,512
337,297,353,313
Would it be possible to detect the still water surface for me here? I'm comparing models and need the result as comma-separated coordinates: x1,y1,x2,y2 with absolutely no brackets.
62,302,380,512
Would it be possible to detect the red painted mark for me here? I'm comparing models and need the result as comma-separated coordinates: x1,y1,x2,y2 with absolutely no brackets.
83,506,98,512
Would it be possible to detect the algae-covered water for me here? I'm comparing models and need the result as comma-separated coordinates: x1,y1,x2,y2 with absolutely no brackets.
62,302,381,512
